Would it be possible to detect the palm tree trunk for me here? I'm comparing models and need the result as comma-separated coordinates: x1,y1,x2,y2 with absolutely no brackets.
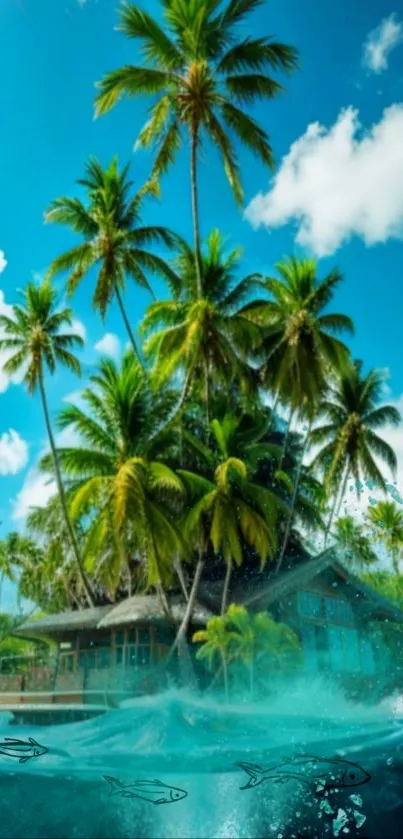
115,285,145,371
174,558,189,602
204,357,210,441
149,360,195,443
324,464,349,546
170,553,205,657
275,419,313,575
249,660,255,701
190,124,202,299
222,651,229,701
38,374,95,608
268,391,279,434
279,406,294,467
221,559,232,616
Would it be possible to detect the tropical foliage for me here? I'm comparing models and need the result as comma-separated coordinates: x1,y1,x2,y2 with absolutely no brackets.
193,603,300,699
0,0,402,689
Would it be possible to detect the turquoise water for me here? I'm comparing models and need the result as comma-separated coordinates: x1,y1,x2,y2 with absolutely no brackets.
0,679,402,838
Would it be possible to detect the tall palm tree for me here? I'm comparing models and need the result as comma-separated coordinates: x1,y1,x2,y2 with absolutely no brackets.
141,229,263,432
367,501,403,572
179,413,281,618
94,0,298,295
192,614,235,700
246,257,354,570
45,156,179,368
249,257,354,414
0,279,95,606
225,603,299,698
39,350,185,613
333,516,378,570
310,361,400,542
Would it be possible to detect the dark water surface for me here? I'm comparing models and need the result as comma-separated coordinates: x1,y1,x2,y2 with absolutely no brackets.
0,681,402,838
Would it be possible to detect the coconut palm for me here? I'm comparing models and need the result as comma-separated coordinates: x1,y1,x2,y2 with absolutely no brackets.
39,351,186,613
192,614,235,700
141,230,263,432
45,156,179,368
333,516,378,570
243,257,354,571
94,0,298,294
179,413,281,618
367,501,403,572
0,279,95,606
225,603,299,697
310,361,400,542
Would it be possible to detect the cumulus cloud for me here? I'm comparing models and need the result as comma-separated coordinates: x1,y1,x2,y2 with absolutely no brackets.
12,469,55,521
245,104,403,257
0,431,28,476
363,13,403,74
11,425,82,521
0,251,7,274
71,318,86,342
94,332,121,360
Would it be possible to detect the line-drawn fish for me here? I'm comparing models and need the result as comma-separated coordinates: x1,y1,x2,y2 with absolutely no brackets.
103,775,188,805
236,755,371,793
0,737,48,763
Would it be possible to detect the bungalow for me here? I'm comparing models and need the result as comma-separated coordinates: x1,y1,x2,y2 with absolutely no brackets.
5,548,403,706
199,547,403,694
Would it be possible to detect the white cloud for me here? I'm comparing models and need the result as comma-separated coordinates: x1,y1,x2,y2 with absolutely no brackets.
94,332,121,360
0,430,28,476
71,318,86,342
0,251,7,274
11,425,82,521
245,104,403,257
63,389,84,406
363,13,403,74
12,469,56,521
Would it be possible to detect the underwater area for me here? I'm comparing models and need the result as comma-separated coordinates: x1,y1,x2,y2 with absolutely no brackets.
1,677,403,839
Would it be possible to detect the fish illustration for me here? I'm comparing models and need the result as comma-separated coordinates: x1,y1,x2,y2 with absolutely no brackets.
0,737,48,763
236,755,371,793
103,775,188,805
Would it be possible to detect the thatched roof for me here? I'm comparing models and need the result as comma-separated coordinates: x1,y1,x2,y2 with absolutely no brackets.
99,595,214,628
14,605,113,637
14,596,215,639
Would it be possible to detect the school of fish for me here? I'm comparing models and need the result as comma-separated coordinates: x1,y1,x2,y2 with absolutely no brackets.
0,736,372,806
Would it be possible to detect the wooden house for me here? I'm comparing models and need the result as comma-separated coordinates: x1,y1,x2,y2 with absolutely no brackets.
199,547,403,694
3,547,403,715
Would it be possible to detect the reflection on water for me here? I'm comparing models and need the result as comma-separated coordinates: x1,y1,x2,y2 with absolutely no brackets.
0,676,402,837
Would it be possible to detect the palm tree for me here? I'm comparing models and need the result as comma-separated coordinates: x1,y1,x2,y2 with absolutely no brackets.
249,257,354,417
246,257,354,571
45,156,179,368
333,516,378,570
141,230,263,432
310,361,400,543
367,501,403,572
225,603,299,698
0,279,95,606
179,413,281,618
192,614,235,700
39,350,186,613
94,0,298,295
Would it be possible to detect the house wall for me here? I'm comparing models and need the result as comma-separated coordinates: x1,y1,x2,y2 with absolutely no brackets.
275,578,383,681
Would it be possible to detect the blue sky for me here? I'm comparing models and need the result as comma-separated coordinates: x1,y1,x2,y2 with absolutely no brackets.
1,0,403,609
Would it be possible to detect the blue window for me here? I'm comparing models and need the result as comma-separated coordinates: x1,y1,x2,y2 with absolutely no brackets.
301,624,319,672
342,627,360,673
298,591,322,618
328,626,344,672
360,637,376,674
